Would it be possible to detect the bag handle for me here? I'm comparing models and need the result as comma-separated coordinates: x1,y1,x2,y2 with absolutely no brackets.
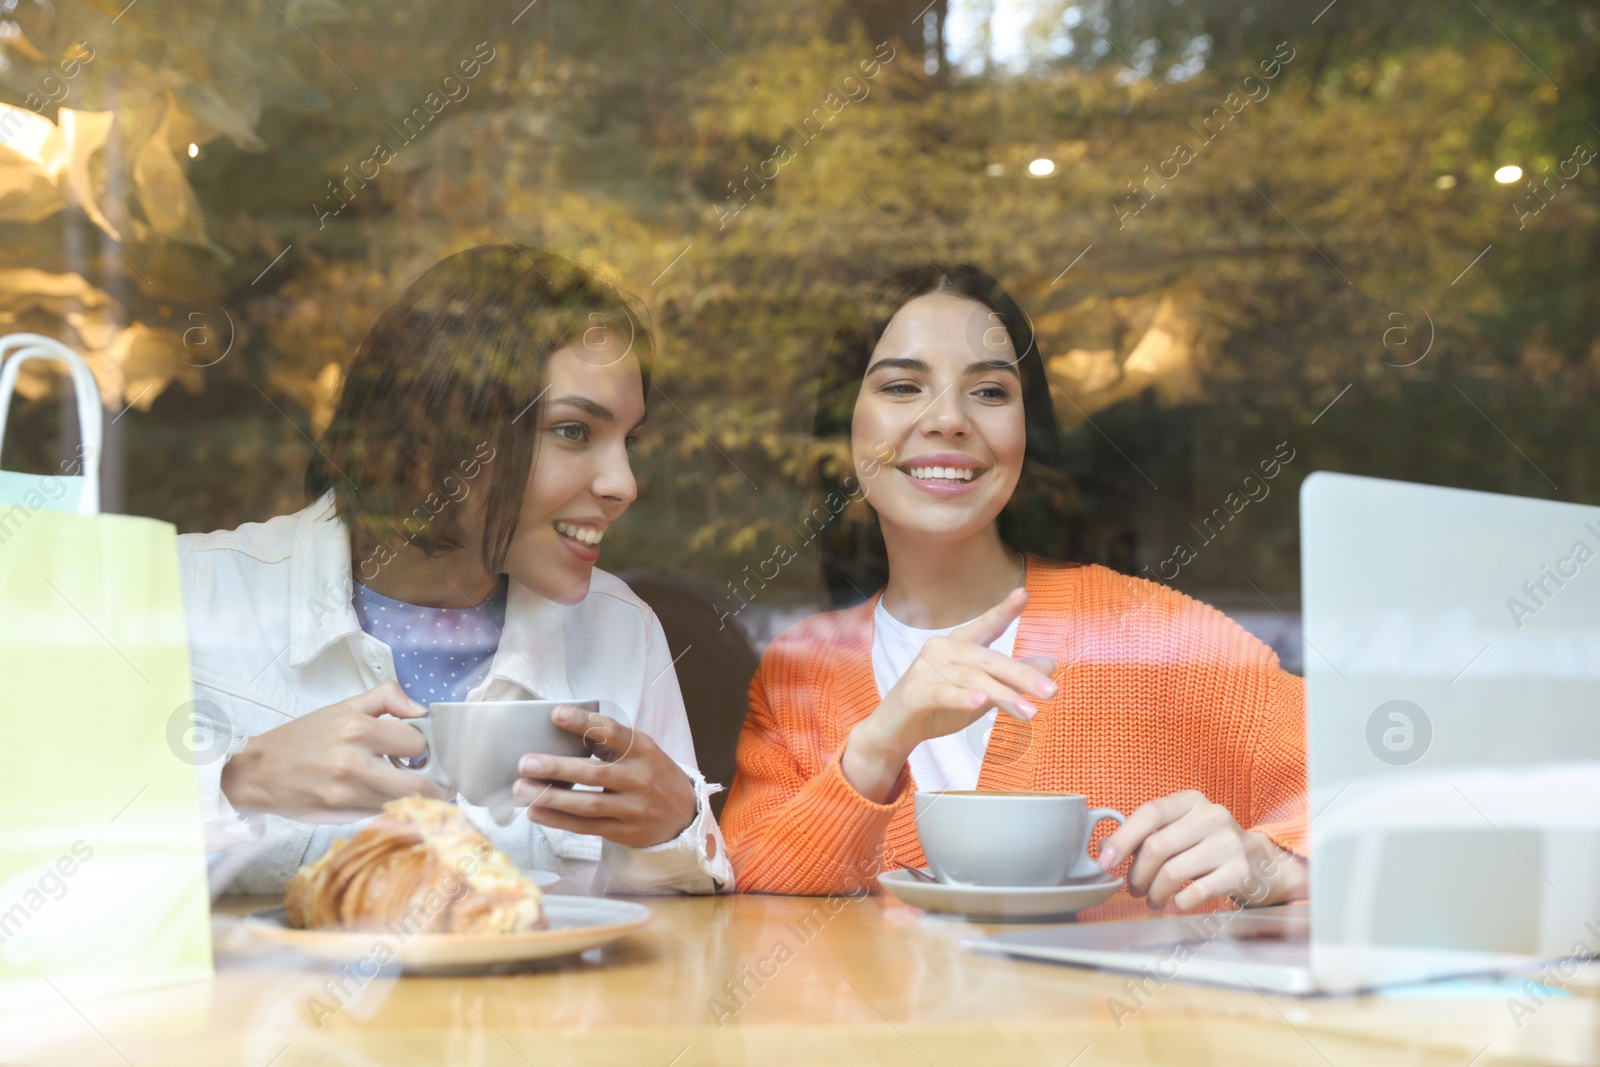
0,333,103,515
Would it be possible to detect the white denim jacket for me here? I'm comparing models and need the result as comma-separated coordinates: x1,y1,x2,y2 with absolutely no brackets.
178,491,733,895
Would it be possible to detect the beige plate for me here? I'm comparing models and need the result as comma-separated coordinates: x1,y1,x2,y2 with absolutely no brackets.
878,870,1123,922
244,895,652,974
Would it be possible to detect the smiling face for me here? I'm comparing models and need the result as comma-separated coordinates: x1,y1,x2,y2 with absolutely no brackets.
851,291,1027,545
497,335,645,605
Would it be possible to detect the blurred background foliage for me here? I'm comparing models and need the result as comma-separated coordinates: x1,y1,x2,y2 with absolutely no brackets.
0,0,1596,609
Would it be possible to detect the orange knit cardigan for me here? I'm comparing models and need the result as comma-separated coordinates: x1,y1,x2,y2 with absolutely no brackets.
721,559,1308,920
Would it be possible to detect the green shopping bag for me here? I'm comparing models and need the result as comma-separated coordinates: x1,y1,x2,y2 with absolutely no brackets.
0,337,210,1003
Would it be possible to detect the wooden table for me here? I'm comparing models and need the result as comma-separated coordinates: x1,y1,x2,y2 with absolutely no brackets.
5,893,1598,1066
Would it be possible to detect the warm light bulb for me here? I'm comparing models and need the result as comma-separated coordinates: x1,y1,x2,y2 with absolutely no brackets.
1493,165,1522,184
187,143,200,158
1027,158,1055,177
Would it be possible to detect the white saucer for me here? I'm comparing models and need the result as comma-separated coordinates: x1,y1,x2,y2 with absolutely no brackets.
878,870,1124,922
244,895,651,974
521,868,561,890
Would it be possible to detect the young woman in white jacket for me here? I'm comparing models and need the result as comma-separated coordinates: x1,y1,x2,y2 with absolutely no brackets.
181,244,731,894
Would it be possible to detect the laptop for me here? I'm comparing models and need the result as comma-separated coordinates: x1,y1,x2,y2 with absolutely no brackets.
966,472,1600,994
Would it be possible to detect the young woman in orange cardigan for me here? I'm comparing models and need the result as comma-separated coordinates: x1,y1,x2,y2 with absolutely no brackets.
720,265,1308,919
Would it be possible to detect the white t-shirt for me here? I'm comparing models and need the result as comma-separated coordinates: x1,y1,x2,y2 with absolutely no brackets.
871,598,1021,793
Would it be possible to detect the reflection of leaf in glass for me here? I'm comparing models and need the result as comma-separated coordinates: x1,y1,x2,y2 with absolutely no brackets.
1050,347,1123,395
264,360,343,438
171,82,266,153
1043,288,1213,421
53,109,119,240
0,270,121,398
309,362,343,437
0,271,199,408
63,306,124,352
1120,294,1203,407
0,104,56,166
0,22,49,62
0,105,120,238
0,105,71,224
0,267,116,310
98,323,204,409
132,92,216,252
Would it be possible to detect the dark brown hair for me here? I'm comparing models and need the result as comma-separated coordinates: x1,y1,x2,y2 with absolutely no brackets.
307,243,653,572
811,264,1078,603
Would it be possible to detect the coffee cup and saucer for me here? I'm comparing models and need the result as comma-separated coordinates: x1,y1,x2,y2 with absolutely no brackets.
877,791,1126,922
388,698,631,825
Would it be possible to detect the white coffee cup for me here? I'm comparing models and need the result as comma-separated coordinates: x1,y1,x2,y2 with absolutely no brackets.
390,699,630,821
913,790,1126,887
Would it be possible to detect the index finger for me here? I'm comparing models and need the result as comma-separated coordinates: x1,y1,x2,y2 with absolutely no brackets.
366,717,430,759
1097,793,1193,870
346,680,428,719
551,705,638,761
950,587,1027,647
520,753,609,788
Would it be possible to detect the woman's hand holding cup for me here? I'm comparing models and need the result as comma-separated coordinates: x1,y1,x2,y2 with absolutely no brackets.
841,588,1058,804
512,704,698,848
1095,790,1309,910
220,680,451,823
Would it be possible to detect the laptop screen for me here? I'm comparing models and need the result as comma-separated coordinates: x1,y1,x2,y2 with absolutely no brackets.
1302,472,1600,988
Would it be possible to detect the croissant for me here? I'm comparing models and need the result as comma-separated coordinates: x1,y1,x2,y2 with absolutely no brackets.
284,797,546,934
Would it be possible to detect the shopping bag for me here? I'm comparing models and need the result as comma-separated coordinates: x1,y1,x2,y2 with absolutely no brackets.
0,336,211,1003
0,334,101,514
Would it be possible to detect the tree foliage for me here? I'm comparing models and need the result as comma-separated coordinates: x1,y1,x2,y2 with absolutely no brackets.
1,0,1595,598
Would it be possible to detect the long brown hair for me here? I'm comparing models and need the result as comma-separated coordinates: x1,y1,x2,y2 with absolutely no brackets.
307,243,653,572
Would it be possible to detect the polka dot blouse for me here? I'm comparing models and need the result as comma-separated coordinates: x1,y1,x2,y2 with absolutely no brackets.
351,577,508,704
